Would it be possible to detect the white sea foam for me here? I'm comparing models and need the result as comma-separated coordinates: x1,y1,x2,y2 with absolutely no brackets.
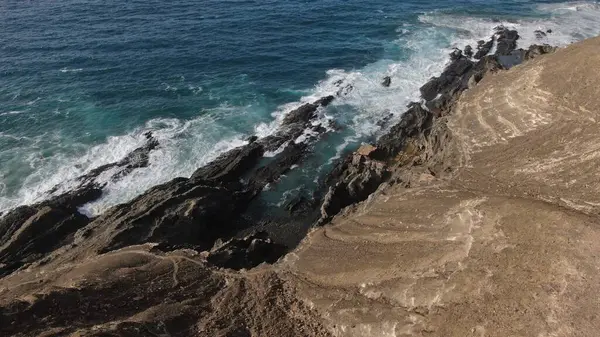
0,110,24,116
419,1,600,51
264,141,289,157
2,1,600,216
60,68,84,73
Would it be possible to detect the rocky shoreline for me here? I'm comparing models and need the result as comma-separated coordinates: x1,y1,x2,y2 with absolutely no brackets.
0,26,562,336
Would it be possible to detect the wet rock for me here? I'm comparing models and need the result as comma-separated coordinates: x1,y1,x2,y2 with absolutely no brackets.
48,132,160,197
207,231,286,270
525,44,558,60
376,112,393,128
319,148,388,223
246,135,258,143
249,143,307,188
474,39,493,59
313,95,335,107
319,33,518,226
449,48,463,61
420,56,474,101
466,55,504,89
336,83,353,96
191,142,264,183
282,96,333,126
260,96,334,152
547,29,553,33
382,76,392,87
464,45,474,58
284,195,318,216
535,30,547,39
494,26,520,55
375,103,433,158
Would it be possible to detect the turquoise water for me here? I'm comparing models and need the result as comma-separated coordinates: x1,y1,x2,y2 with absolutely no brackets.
1,1,600,214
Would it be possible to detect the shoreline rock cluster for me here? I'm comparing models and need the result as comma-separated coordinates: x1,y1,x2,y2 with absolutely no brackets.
1,25,560,272
319,26,557,224
0,27,559,276
0,26,562,336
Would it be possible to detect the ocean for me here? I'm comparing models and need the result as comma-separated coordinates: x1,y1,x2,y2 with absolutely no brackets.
1,0,600,215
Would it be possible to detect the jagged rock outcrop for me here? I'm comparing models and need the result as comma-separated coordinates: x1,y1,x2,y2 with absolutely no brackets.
0,186,102,277
494,26,520,55
207,231,287,270
381,76,392,87
0,94,340,337
319,145,388,223
317,28,557,225
0,93,337,279
464,44,473,58
259,95,335,152
474,39,493,59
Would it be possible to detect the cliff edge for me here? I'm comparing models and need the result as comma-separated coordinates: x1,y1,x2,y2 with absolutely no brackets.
284,36,600,336
2,35,600,337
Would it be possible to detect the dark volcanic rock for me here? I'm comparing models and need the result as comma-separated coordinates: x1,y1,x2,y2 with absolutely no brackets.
319,29,531,226
494,26,520,55
191,141,264,183
525,44,558,60
464,45,474,58
0,94,339,274
449,48,463,61
50,132,160,196
0,206,89,276
474,39,494,59
535,30,547,39
382,76,392,87
249,143,307,188
207,231,287,270
497,49,526,69
259,96,334,152
284,195,318,216
420,56,474,101
319,146,388,223
375,103,433,158
0,186,103,276
76,177,256,254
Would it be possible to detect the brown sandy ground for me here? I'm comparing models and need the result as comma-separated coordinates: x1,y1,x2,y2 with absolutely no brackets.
281,36,600,337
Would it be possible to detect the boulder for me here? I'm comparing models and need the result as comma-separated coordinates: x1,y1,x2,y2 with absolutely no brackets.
525,44,558,60
474,39,493,59
420,57,474,101
207,231,286,270
319,151,388,223
494,26,520,55
464,45,474,58
381,76,392,87
375,103,433,158
535,30,547,39
449,48,463,61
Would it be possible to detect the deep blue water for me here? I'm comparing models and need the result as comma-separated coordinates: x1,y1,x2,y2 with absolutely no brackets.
1,0,600,214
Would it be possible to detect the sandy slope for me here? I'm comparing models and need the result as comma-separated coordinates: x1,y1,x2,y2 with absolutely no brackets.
282,37,600,336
